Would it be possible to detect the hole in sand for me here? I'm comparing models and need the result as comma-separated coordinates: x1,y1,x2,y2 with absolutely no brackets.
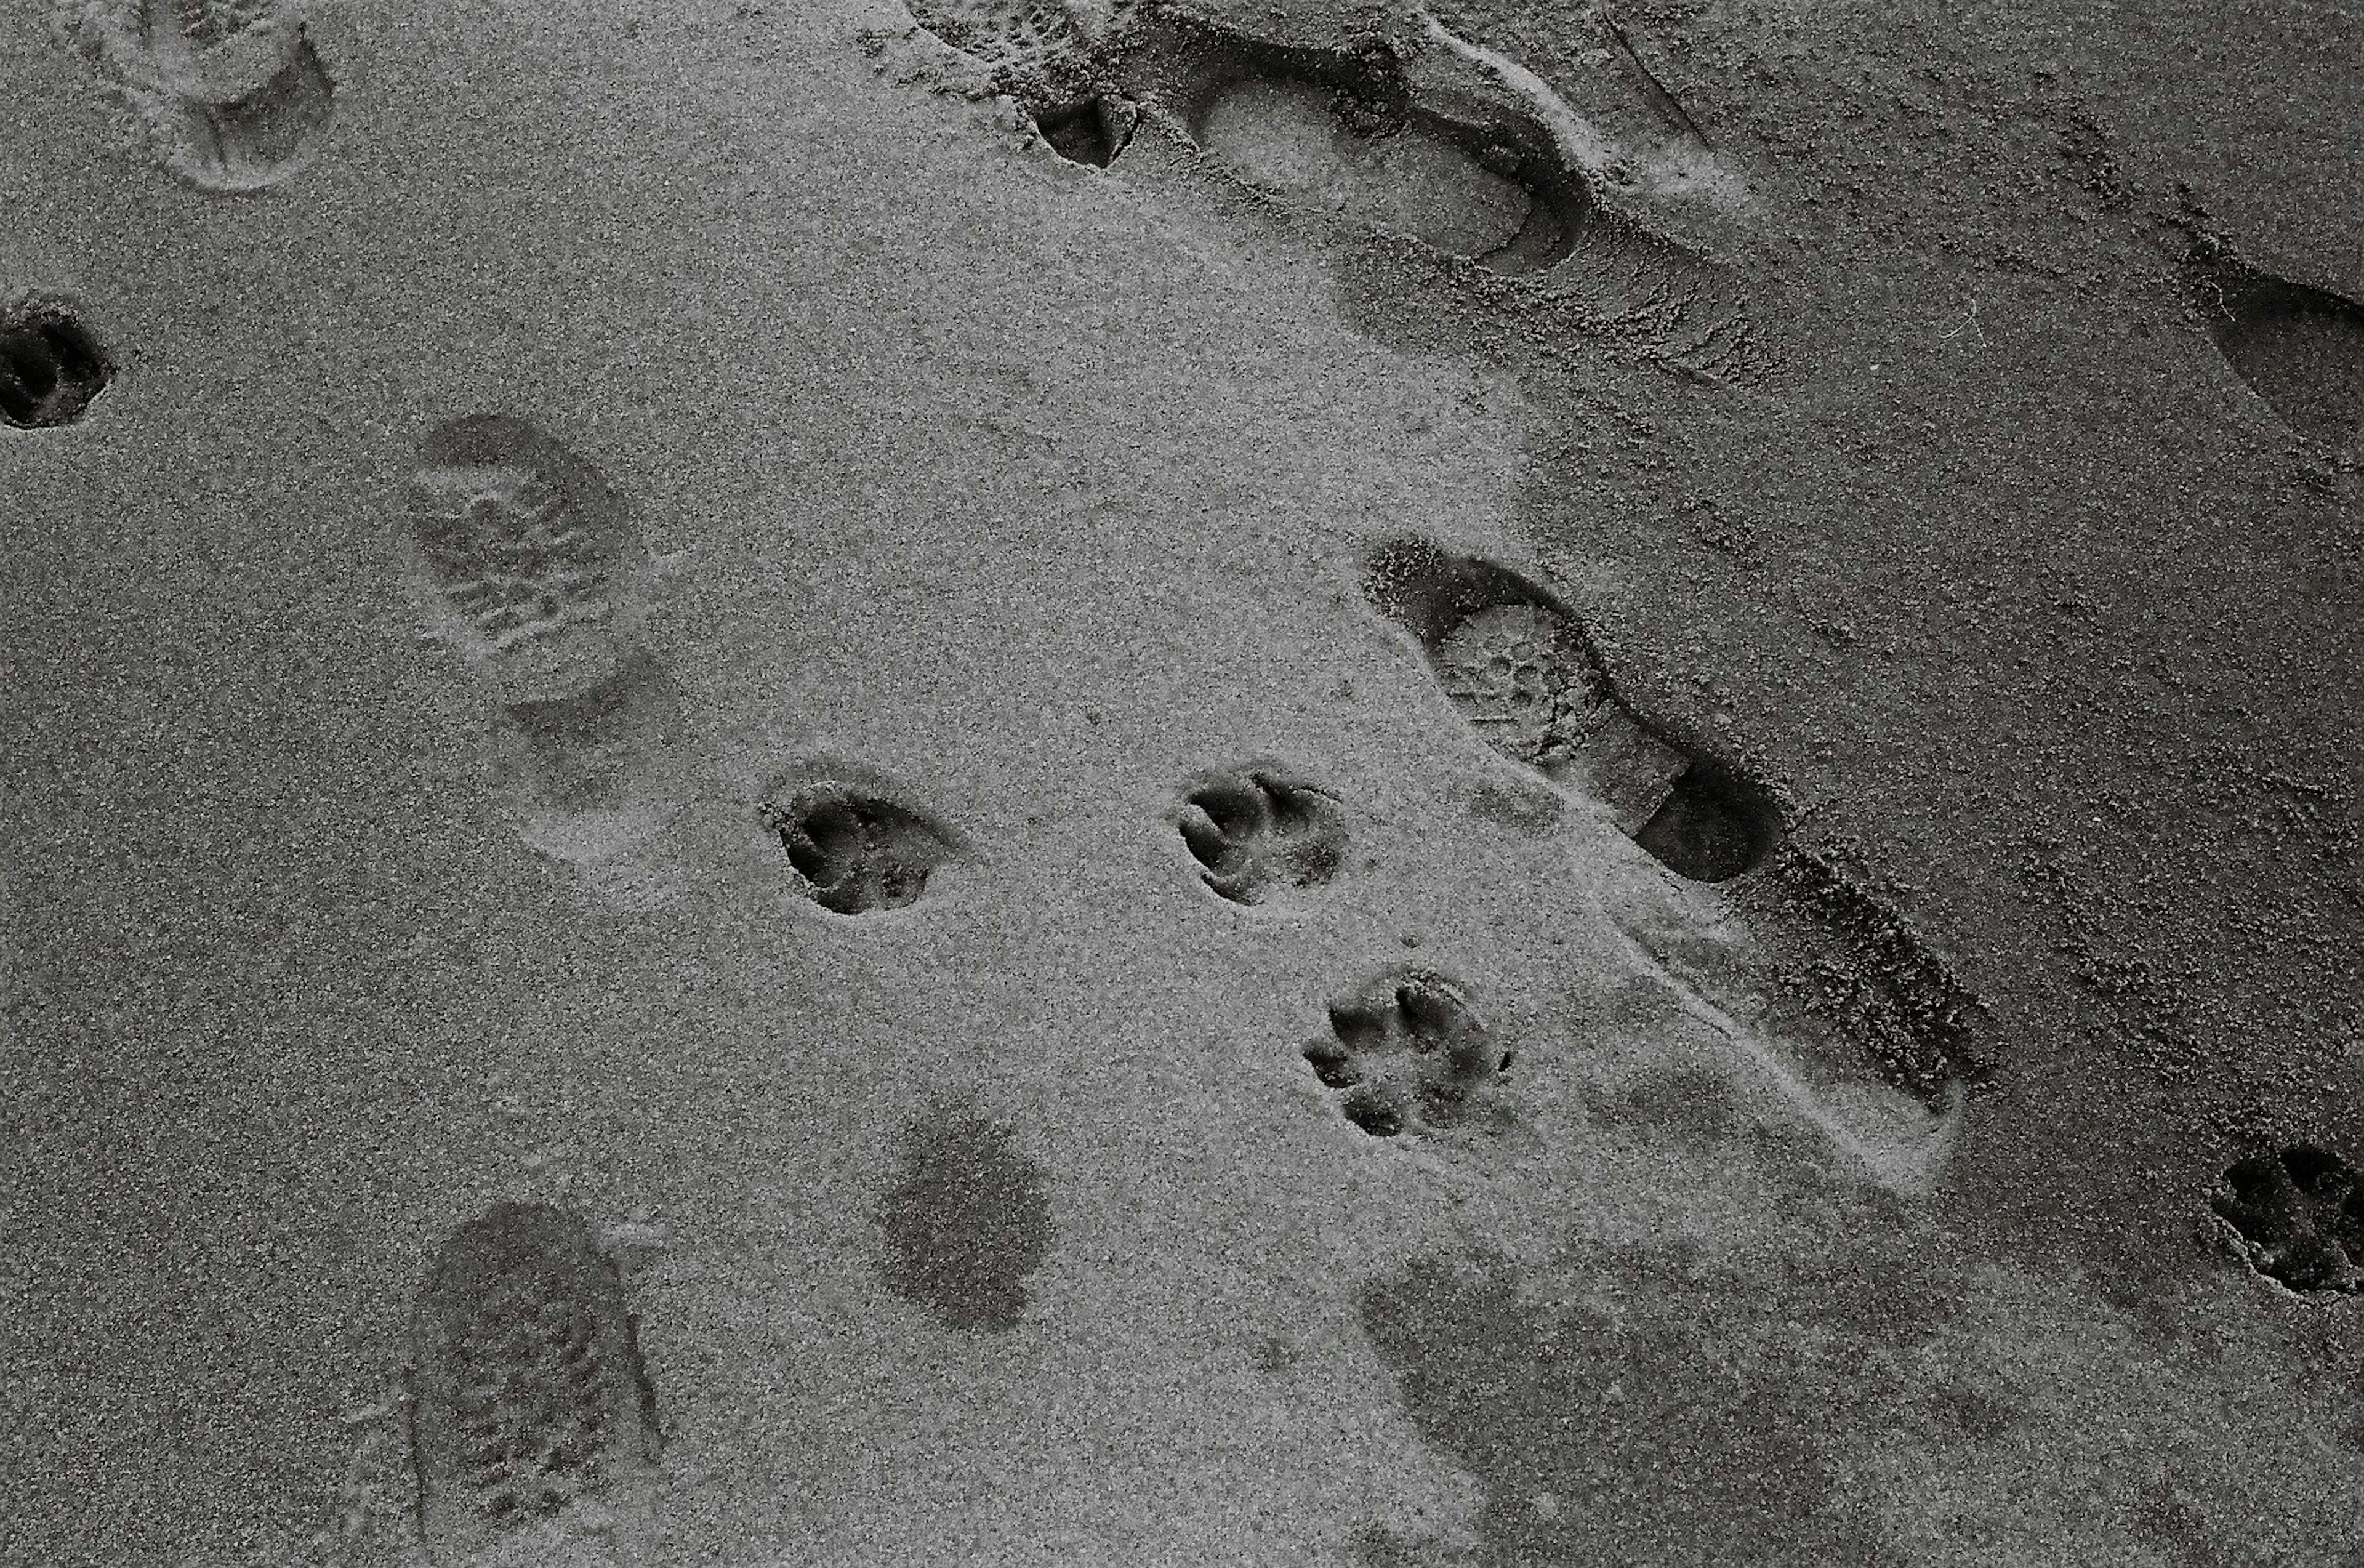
1035,96,1135,166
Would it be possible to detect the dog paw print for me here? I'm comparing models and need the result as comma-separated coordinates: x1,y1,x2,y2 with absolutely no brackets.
2211,1144,2363,1297
1300,969,1506,1137
1178,766,1346,906
0,298,110,430
762,773,959,915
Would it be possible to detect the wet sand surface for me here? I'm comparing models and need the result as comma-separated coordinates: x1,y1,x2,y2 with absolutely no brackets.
3,1,2360,1565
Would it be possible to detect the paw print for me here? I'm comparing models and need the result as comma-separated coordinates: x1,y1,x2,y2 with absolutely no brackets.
1300,969,1507,1136
0,300,109,430
1178,767,1346,906
763,782,957,915
2212,1144,2363,1295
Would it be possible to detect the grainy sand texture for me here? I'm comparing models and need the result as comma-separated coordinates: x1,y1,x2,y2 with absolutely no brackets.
4,0,2361,1565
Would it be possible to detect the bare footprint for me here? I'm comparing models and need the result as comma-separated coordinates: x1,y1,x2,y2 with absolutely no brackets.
758,765,962,916
409,1204,663,1564
1301,968,1511,1139
1175,764,1346,906
55,0,336,193
0,297,110,430
1363,535,1780,881
2187,236,2364,449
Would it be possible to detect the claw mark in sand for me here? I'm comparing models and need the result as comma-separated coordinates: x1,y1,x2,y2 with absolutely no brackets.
54,0,336,193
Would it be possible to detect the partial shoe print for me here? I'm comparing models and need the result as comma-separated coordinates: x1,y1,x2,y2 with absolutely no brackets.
486,653,700,912
1362,534,1780,882
2185,233,2364,449
758,764,963,916
405,415,694,909
1175,764,1346,906
406,416,657,709
904,0,1088,70
872,1,1759,372
1099,6,1759,375
54,0,336,193
0,296,110,430
1300,968,1511,1139
2212,1144,2364,1297
409,1204,664,1565
1111,14,1583,274
314,1382,425,1568
1600,855,1982,1197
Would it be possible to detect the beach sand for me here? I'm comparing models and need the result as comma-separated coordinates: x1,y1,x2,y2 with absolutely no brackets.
3,0,2360,1564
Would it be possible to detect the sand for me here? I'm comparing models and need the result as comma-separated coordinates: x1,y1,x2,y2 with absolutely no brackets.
2,0,2360,1565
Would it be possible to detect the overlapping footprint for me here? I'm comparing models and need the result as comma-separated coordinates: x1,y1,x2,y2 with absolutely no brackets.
1364,534,1978,1194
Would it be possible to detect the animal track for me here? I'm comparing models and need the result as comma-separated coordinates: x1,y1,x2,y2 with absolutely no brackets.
1116,20,1582,273
57,0,336,193
409,1202,661,1560
1176,765,1345,905
1364,536,1779,881
2212,1144,2363,1297
407,414,653,707
1301,968,1506,1137
2187,239,2364,447
761,770,959,915
0,299,109,429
